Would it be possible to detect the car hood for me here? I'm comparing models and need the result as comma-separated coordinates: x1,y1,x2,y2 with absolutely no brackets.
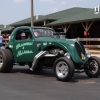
35,37,76,45
35,37,88,65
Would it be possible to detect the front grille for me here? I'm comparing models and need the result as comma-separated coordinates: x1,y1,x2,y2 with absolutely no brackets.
75,42,84,58
79,42,85,54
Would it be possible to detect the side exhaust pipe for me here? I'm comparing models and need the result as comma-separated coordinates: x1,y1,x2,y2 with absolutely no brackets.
30,51,47,71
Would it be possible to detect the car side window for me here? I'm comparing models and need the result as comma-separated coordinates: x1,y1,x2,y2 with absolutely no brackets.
15,29,32,40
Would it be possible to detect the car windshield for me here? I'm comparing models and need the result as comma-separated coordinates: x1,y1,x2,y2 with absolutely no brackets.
33,28,54,37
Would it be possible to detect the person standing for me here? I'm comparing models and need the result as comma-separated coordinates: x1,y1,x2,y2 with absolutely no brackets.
0,33,3,48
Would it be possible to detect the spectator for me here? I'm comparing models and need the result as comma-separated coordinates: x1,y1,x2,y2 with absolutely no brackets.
9,35,11,40
0,33,3,48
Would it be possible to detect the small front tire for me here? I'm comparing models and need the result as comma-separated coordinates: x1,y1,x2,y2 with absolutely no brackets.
53,57,74,82
84,56,100,78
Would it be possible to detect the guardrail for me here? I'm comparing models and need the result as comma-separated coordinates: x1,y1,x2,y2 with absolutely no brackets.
76,38,100,41
75,38,100,48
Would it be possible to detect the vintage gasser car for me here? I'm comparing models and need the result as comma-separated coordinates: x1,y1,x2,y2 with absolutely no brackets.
0,26,100,82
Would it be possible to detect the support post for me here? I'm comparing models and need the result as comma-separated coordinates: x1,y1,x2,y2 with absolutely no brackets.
81,22,94,45
62,24,71,38
31,0,34,26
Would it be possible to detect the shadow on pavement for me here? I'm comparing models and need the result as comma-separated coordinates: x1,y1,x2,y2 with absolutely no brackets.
11,65,55,77
10,65,100,83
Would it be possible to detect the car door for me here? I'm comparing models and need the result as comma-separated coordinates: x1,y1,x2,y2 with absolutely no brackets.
13,28,37,62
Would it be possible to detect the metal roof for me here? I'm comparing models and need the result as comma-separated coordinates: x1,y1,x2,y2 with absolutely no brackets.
10,7,92,26
10,15,45,26
0,25,4,29
46,8,100,26
1,25,14,32
1,7,100,32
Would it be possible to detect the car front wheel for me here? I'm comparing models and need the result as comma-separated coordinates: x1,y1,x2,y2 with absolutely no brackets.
84,56,100,78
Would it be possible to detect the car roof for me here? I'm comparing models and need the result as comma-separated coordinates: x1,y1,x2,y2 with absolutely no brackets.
16,26,53,30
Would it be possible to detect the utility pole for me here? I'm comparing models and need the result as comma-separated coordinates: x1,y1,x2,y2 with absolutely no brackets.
31,0,34,26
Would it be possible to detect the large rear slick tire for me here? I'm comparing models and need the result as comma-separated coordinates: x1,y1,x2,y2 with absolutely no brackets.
53,57,74,82
85,56,100,78
0,49,13,73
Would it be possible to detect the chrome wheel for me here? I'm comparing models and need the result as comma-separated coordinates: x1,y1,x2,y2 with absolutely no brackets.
56,61,69,78
0,55,3,69
54,57,74,81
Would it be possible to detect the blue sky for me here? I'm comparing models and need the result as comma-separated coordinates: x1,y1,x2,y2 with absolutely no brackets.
0,0,100,25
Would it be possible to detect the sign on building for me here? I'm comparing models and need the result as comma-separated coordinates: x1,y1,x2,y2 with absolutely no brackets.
36,14,39,20
94,6,99,14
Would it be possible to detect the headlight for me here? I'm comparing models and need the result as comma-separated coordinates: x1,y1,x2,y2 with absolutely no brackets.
86,51,91,58
64,53,70,59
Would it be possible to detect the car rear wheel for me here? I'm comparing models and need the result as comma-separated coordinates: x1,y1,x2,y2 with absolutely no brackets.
53,57,74,82
84,56,100,78
0,49,13,73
